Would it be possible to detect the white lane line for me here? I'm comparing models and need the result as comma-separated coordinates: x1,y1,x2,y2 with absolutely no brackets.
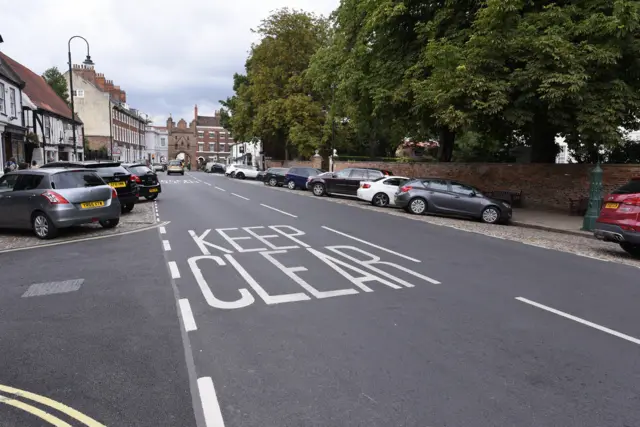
260,204,298,218
168,261,180,279
159,226,166,234
322,226,420,263
163,240,171,251
179,299,197,332
197,377,226,427
231,193,250,200
215,186,226,192
516,297,640,346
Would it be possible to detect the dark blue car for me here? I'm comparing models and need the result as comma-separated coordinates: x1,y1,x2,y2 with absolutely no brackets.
285,167,323,190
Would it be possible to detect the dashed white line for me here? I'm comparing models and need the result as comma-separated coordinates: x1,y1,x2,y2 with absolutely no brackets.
197,377,226,427
516,297,640,346
231,193,250,200
159,226,166,234
163,240,171,251
215,187,226,192
168,261,180,278
179,299,197,332
260,204,298,218
321,226,420,263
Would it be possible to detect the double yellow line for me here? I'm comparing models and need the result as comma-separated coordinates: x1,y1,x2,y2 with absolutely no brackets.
0,384,105,426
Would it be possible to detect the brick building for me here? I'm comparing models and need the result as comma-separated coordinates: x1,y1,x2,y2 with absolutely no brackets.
64,65,147,161
166,105,235,169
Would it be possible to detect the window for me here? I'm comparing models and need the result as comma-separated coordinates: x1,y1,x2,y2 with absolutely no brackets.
51,172,104,189
0,83,5,114
209,142,215,151
44,116,51,138
450,182,476,196
366,170,383,180
13,175,44,191
198,131,204,138
9,88,16,116
220,143,226,152
72,89,84,97
127,165,152,176
160,137,166,147
335,169,351,178
209,132,215,137
0,174,18,191
349,169,368,179
425,179,448,191
198,143,204,152
383,178,408,187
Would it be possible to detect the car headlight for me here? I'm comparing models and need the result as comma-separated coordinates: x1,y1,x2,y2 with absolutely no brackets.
502,202,511,209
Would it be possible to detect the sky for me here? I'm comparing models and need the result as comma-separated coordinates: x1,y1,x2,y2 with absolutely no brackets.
0,0,339,125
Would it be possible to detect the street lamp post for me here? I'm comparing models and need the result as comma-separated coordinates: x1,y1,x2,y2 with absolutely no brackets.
68,35,93,161
330,83,336,172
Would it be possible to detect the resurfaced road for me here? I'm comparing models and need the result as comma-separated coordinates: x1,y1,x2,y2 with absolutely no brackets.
2,171,640,427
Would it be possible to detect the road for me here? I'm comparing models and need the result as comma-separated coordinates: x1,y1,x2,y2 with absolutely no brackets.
1,171,639,426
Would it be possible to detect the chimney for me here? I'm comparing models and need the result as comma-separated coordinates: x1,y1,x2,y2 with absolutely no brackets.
119,90,126,103
74,63,96,84
95,72,106,90
194,104,198,121
167,115,174,130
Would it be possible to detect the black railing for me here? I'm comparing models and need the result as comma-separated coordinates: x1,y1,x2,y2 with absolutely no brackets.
84,149,110,160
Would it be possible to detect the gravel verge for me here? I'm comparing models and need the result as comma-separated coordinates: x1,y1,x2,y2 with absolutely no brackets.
0,199,157,251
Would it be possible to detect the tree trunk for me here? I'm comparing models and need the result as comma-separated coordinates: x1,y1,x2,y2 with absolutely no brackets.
529,113,558,163
437,127,455,162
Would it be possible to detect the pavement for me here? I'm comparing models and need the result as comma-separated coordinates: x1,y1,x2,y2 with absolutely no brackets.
1,170,640,426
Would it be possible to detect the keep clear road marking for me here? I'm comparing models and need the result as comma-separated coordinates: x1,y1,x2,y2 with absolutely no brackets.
159,226,166,234
197,377,226,427
215,187,226,192
516,297,640,346
179,299,197,332
260,204,298,218
231,193,250,200
322,226,421,263
168,261,181,278
0,384,105,426
163,240,172,251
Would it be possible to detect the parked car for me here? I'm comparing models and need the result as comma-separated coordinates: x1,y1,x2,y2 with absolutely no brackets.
234,165,260,180
152,163,164,173
306,171,333,190
285,167,323,190
0,169,121,239
40,161,138,213
263,168,289,187
123,163,162,200
225,164,241,177
593,178,640,257
256,170,266,182
205,162,226,174
394,178,511,224
357,176,410,207
308,168,393,197
167,160,184,175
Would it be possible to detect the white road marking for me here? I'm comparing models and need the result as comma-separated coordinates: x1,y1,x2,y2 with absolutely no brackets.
231,193,249,200
163,240,171,251
322,226,420,263
215,186,226,192
159,226,166,234
168,261,180,278
260,204,298,218
197,377,226,427
516,297,640,346
179,299,197,332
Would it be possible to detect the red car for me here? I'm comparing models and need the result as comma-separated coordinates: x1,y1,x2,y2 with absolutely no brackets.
593,178,640,257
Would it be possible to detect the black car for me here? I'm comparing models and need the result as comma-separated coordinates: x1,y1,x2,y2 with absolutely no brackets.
123,163,162,200
284,167,323,190
263,168,289,187
308,167,393,197
40,161,138,213
209,163,226,174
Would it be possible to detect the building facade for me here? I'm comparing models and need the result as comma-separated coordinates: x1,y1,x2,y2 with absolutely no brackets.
145,125,169,163
1,52,84,164
167,117,196,168
64,64,146,162
194,106,235,165
0,51,26,171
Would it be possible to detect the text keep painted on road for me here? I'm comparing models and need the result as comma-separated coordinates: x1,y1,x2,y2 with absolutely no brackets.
184,225,440,310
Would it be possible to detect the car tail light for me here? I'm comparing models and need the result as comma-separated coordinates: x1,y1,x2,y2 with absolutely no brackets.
362,183,371,189
622,197,640,206
399,185,412,193
131,174,142,184
42,191,69,204
111,187,118,199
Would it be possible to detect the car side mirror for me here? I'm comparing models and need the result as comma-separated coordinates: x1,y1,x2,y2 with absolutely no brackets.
469,191,476,197
331,173,338,178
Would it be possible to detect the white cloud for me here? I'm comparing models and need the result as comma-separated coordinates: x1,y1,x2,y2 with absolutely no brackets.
0,0,338,125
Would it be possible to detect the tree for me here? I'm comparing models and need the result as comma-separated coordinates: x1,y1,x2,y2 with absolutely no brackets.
42,67,70,105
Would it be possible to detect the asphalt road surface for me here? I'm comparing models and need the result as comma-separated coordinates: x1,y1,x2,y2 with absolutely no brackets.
1,170,639,427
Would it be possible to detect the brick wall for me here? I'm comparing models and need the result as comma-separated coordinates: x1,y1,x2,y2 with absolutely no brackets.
265,160,315,169
333,161,640,210
85,135,111,151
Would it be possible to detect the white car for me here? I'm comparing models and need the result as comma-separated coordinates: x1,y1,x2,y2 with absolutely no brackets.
233,165,260,179
357,176,410,207
225,164,241,177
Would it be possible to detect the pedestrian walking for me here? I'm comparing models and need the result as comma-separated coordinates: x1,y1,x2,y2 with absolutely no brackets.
31,160,39,169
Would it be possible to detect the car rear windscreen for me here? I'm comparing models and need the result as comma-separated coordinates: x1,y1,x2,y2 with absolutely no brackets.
128,165,153,175
613,179,640,194
52,171,104,189
90,166,130,176
169,160,181,166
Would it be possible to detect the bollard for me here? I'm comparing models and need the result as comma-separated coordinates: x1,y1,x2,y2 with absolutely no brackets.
581,161,603,231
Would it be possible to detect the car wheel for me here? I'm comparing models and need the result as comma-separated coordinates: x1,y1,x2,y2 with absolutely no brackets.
269,178,277,187
145,194,158,200
32,211,58,239
99,218,120,229
408,197,427,215
236,172,245,179
312,183,325,196
122,203,135,213
287,180,296,190
181,172,184,176
372,192,390,207
620,242,640,258
481,206,501,224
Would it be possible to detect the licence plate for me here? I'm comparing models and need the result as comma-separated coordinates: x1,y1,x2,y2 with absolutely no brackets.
149,188,159,193
109,181,126,188
80,201,105,209
605,202,619,209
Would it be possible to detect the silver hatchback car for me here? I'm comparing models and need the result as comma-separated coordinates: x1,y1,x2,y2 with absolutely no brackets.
0,168,121,239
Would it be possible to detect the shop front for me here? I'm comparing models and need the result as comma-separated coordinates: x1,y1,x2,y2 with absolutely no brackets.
2,124,27,169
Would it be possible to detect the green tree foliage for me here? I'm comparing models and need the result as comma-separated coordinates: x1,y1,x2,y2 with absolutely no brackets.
42,67,70,106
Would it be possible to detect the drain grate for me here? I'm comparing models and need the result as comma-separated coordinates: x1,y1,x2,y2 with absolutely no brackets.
22,279,84,298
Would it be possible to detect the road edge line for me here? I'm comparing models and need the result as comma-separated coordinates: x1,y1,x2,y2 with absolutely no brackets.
197,377,226,427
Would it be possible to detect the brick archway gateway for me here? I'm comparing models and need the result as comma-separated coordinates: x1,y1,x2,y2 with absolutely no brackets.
175,151,191,165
